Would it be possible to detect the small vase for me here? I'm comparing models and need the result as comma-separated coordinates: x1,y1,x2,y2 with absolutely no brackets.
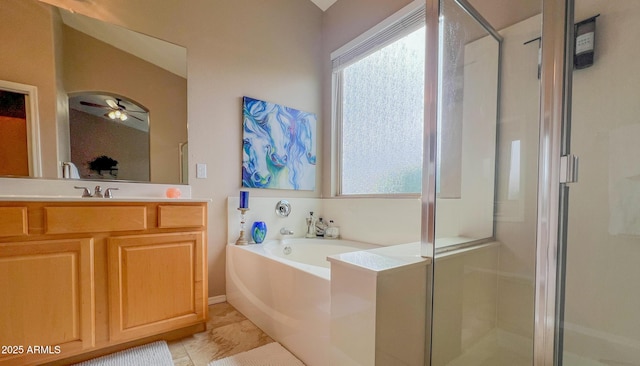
251,221,267,244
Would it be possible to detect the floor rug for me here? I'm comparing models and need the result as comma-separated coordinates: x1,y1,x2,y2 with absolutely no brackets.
72,340,173,366
208,342,305,366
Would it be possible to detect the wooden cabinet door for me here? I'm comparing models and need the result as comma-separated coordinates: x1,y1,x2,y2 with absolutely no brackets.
107,232,206,342
0,238,95,364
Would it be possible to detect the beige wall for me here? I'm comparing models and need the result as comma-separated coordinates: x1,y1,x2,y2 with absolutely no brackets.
42,0,323,297
62,25,187,184
0,0,59,177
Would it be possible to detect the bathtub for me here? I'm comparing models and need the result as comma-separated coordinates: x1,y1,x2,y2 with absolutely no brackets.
226,238,379,366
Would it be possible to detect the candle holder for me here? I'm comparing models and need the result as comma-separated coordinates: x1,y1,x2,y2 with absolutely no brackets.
235,208,250,245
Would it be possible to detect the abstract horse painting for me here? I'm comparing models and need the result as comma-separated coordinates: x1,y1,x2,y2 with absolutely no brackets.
242,96,317,190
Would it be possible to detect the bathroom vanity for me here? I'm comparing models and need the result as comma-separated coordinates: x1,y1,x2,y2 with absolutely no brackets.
0,199,208,365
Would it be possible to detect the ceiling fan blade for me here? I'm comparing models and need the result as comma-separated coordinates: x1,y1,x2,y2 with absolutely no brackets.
130,114,144,121
117,104,147,114
105,99,119,109
80,101,110,108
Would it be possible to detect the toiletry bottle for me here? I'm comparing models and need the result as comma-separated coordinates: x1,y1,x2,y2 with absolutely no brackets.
315,217,328,237
326,220,340,239
305,212,316,238
62,163,70,178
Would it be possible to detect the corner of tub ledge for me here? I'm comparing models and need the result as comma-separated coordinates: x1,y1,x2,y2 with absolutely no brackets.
328,242,431,274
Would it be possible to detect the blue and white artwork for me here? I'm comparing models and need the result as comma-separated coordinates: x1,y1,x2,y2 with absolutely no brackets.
242,96,317,190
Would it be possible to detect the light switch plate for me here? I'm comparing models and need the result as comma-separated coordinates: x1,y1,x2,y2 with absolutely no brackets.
196,163,207,178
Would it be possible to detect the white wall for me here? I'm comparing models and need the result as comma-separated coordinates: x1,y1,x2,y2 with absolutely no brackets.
493,12,542,360
562,1,640,363
226,197,322,244
226,197,421,246
431,243,500,366
434,34,499,243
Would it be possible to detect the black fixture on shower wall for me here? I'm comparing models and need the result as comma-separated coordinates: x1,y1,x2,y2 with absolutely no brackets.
523,13,600,78
574,14,599,69
524,36,542,79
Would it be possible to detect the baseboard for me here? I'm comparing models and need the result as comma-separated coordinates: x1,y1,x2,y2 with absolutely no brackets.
208,295,227,305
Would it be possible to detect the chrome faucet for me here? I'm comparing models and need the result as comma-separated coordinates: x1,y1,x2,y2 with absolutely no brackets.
74,185,117,198
104,187,119,198
280,227,294,236
74,186,92,198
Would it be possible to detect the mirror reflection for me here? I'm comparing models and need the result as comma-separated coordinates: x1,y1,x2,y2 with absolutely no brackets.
0,0,188,184
0,89,30,177
69,93,150,181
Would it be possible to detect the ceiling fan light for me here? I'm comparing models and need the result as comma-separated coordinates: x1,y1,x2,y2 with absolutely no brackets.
120,114,128,121
108,111,116,119
114,110,122,118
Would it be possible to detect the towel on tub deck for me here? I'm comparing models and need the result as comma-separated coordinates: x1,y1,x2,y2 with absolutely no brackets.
609,123,640,236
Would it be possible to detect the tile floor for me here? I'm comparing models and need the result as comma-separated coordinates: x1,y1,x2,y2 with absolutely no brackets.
168,302,273,366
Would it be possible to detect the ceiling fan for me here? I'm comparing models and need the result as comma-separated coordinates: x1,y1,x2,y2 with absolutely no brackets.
79,97,146,122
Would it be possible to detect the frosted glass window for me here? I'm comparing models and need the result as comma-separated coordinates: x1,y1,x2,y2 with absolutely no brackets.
340,26,425,195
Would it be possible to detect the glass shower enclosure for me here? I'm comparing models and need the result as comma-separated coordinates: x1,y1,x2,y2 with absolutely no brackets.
423,0,542,365
555,0,640,365
423,0,640,365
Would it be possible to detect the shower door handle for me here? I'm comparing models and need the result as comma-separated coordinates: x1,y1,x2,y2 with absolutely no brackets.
560,154,579,183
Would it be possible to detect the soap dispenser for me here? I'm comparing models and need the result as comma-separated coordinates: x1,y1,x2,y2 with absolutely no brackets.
315,217,328,237
305,212,317,238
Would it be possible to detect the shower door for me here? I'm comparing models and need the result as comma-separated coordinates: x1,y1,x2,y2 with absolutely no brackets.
425,0,542,365
556,0,640,365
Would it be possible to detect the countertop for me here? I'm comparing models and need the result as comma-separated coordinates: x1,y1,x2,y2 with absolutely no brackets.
0,196,210,203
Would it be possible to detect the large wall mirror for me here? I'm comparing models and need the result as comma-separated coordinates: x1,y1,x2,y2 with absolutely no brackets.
0,0,188,184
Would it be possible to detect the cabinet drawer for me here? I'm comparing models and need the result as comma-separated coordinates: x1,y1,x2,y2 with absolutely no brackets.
158,205,205,228
0,207,28,237
45,206,147,234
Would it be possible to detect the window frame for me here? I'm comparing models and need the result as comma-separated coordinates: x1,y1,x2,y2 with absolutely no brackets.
331,0,426,197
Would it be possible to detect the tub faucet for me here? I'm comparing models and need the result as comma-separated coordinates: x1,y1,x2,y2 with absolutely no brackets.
280,227,294,236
